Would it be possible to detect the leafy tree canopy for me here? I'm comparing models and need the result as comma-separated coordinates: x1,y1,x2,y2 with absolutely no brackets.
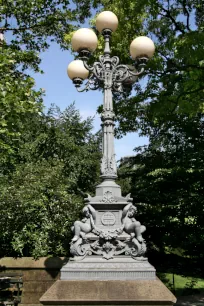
0,0,102,258
0,47,43,172
0,0,93,68
0,104,101,258
118,113,204,261
0,0,94,170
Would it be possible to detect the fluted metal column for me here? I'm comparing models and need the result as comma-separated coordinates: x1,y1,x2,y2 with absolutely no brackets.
100,31,117,180
100,76,117,179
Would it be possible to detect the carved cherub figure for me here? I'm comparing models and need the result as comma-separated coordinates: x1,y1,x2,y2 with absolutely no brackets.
122,203,146,243
71,204,96,243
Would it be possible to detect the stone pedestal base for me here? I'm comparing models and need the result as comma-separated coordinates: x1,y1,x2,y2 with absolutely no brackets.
40,279,176,305
61,256,156,280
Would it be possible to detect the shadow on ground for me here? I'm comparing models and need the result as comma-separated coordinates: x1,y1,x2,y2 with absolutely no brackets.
176,294,204,306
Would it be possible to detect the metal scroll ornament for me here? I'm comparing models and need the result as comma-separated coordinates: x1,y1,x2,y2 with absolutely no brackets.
70,226,147,261
76,55,145,94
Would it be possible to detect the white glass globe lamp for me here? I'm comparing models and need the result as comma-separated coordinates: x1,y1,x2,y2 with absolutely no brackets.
96,11,118,33
71,28,98,53
67,60,89,80
130,36,155,60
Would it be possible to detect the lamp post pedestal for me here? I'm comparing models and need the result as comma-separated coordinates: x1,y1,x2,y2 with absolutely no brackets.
40,279,176,306
40,175,176,306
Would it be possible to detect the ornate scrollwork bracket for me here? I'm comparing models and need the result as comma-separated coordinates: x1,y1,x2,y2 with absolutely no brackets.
73,54,148,93
72,29,148,94
74,74,100,92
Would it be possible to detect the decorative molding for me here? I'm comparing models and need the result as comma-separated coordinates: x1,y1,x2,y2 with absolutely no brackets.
100,156,117,177
61,268,156,280
101,212,116,226
100,191,117,203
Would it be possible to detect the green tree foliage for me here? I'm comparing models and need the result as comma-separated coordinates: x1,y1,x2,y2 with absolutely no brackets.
0,0,102,258
0,0,93,172
118,113,204,260
0,0,93,62
0,105,101,257
0,47,44,173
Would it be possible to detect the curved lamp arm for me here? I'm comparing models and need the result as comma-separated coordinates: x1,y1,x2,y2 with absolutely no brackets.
82,60,94,72
75,74,100,92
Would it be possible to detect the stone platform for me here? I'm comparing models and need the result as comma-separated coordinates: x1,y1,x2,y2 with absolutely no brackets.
61,256,156,280
40,278,176,305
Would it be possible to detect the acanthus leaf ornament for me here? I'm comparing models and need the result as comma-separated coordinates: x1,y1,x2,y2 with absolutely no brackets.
100,191,117,204
100,155,117,178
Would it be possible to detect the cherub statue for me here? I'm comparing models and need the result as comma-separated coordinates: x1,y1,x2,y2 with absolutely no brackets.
71,204,96,243
122,203,146,242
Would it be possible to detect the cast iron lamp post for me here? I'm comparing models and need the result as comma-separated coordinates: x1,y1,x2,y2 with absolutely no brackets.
67,10,155,182
40,16,175,301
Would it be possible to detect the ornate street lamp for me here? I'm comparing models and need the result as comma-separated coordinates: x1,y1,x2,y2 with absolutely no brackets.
65,10,155,265
67,11,154,183
40,12,176,306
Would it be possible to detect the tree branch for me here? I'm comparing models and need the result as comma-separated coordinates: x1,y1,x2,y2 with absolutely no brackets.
0,23,45,32
182,0,191,31
154,53,204,75
159,5,186,35
171,86,204,114
0,12,65,33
